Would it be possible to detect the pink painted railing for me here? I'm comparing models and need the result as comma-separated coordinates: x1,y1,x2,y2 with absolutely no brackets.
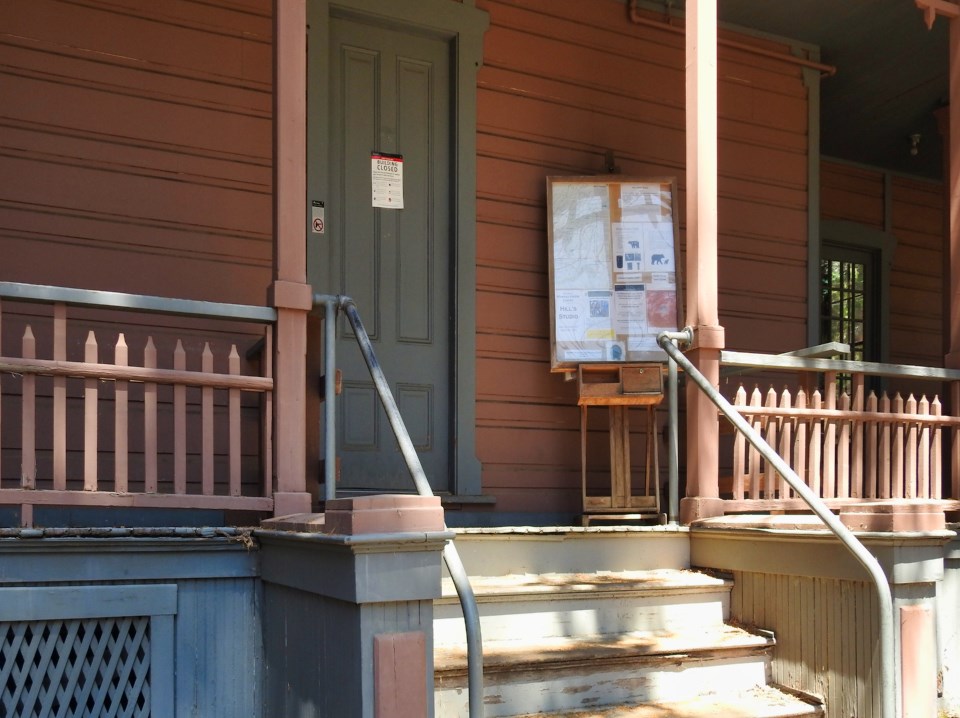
726,370,960,509
0,284,276,526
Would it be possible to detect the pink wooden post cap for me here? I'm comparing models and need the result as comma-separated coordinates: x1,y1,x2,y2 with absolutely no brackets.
323,494,445,535
839,501,946,532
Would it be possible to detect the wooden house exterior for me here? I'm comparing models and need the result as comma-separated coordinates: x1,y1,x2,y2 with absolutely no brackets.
1,1,960,716
4,0,956,524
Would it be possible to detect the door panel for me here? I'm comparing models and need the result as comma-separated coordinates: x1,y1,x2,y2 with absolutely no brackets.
330,16,452,493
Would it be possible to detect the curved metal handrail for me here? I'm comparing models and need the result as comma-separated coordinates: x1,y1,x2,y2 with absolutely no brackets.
659,328,896,718
315,294,484,718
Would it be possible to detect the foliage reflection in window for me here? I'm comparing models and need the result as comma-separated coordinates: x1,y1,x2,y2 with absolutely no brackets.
819,258,866,362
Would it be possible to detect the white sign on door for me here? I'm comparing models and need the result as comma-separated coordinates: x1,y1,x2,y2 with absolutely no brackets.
371,152,404,209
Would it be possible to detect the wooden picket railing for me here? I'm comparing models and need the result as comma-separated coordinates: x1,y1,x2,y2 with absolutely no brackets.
726,370,960,510
0,285,277,526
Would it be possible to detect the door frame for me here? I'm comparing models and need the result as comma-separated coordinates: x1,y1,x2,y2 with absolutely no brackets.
306,0,487,497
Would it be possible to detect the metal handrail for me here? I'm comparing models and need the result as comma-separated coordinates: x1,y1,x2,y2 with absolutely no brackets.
659,328,896,718
722,348,960,382
0,281,277,323
314,294,484,718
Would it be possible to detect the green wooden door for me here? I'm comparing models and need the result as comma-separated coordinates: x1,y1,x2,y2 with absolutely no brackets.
329,16,452,493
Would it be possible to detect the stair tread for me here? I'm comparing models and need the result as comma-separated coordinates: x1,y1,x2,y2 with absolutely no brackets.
435,623,772,671
440,568,729,601
509,685,823,718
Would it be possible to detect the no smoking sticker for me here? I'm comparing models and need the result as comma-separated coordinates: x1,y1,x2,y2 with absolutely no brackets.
311,200,325,234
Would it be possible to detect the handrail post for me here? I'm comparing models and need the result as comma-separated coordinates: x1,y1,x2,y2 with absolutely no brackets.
317,295,338,503
658,329,897,718
663,329,692,525
667,347,680,525
322,295,484,718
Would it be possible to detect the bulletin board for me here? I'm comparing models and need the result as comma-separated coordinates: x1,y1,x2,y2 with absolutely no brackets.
547,176,682,371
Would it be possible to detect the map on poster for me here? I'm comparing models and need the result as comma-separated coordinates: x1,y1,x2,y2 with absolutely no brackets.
547,177,681,370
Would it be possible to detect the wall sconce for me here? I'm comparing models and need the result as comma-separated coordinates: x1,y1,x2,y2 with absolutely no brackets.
910,133,922,156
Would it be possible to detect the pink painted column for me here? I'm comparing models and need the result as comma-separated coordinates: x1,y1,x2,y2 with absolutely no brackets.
900,605,937,718
921,0,960,501
681,0,725,523
948,13,960,372
271,0,312,517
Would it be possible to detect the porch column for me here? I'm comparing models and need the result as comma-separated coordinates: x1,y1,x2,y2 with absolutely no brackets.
918,0,960,504
271,0,312,517
681,0,725,523
945,5,960,370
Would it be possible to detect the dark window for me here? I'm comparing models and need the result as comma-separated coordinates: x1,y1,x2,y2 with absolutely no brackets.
819,244,879,391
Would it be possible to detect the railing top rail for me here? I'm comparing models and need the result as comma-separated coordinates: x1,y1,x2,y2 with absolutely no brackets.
722,349,960,382
0,281,277,324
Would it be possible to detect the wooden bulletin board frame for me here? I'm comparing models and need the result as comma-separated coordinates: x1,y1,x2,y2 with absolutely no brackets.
547,176,682,372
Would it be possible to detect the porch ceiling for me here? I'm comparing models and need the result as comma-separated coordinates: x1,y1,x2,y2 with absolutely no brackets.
690,0,949,180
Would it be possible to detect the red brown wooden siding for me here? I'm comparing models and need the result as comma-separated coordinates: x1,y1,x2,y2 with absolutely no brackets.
0,0,273,304
821,161,943,372
474,0,812,516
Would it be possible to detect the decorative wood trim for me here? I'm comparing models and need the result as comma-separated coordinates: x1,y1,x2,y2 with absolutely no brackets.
0,584,177,622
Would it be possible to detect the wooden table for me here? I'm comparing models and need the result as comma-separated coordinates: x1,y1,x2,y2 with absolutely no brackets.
578,363,664,526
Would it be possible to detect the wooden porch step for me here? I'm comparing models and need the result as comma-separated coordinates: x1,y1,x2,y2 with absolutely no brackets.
434,625,776,717
438,568,730,602
434,623,773,674
508,684,823,717
445,526,690,576
435,569,732,646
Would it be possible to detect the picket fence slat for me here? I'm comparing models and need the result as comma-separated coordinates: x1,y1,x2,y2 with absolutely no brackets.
115,334,129,494
202,343,214,497
22,327,36,489
84,331,98,492
174,340,187,496
229,346,241,498
144,338,158,494
53,304,67,490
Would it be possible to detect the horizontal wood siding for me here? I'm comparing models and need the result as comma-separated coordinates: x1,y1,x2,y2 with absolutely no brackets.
731,570,880,718
0,0,273,306
889,176,943,368
821,161,944,371
475,0,811,514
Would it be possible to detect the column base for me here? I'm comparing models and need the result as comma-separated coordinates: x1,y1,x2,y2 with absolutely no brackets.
680,496,725,525
272,491,313,518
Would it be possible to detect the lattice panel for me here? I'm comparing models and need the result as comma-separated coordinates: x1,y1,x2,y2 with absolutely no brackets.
0,616,151,718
